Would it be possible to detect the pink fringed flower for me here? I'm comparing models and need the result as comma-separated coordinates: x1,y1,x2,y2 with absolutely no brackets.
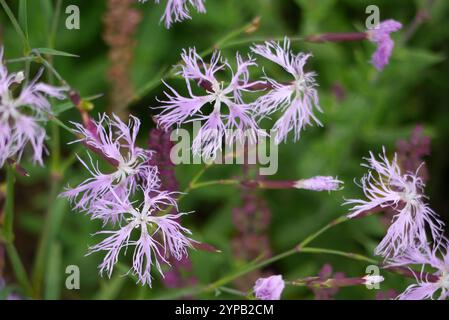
0,48,67,167
61,113,157,219
251,38,322,144
253,275,285,300
387,242,449,300
345,148,444,258
157,48,262,159
139,0,206,28
88,180,194,286
367,19,402,70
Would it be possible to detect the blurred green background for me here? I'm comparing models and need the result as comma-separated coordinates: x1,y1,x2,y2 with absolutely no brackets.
1,0,448,299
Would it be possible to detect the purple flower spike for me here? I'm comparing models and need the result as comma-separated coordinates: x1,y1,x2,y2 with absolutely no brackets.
251,38,322,144
387,242,449,300
88,180,195,286
253,275,285,300
367,19,402,70
139,0,206,28
61,113,158,219
157,48,262,159
0,47,67,167
345,148,444,258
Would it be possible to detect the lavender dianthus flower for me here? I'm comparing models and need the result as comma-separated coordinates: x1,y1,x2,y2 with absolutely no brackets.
0,48,67,167
139,0,206,28
61,113,157,219
251,37,322,144
367,19,402,70
387,242,449,300
253,275,285,300
157,48,262,159
345,148,444,258
88,179,194,286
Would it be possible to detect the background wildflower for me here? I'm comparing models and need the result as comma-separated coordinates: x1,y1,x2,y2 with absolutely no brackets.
345,149,444,258
367,19,403,70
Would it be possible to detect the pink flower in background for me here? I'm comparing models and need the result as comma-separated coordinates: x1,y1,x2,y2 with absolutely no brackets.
387,242,449,300
251,38,322,144
253,275,285,300
367,19,402,70
345,148,444,258
139,0,206,28
88,179,195,286
157,48,262,159
0,48,67,167
61,114,158,219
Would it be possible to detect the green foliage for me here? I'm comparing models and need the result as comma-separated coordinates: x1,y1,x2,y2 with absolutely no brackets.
1,0,448,300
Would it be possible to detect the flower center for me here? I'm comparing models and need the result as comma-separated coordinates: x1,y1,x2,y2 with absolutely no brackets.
400,181,420,204
115,157,139,183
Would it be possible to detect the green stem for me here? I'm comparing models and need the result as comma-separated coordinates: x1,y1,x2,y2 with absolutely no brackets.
190,179,239,189
2,166,33,296
299,247,378,264
3,165,15,242
5,243,33,296
298,216,349,248
31,0,65,298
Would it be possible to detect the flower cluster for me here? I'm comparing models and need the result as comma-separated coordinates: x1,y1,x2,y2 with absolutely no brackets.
387,242,449,300
345,148,449,300
62,113,194,285
345,148,444,258
157,38,322,158
138,0,206,28
0,48,67,167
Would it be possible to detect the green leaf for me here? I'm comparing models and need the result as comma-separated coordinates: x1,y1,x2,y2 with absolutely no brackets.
19,0,29,40
34,47,79,58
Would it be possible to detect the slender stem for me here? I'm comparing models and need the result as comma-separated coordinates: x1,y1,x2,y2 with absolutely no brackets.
5,243,33,296
299,247,378,265
190,179,239,190
0,0,30,53
31,0,65,298
3,165,15,242
298,216,349,248
2,166,33,296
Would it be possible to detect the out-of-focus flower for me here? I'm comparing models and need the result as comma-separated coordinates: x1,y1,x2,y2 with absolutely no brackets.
253,275,285,300
232,161,272,291
345,148,444,258
0,48,67,167
396,125,431,182
61,113,157,220
148,128,197,289
386,242,449,300
311,264,346,300
157,48,262,159
251,37,322,144
88,179,195,286
139,0,206,28
103,0,141,119
367,19,402,70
